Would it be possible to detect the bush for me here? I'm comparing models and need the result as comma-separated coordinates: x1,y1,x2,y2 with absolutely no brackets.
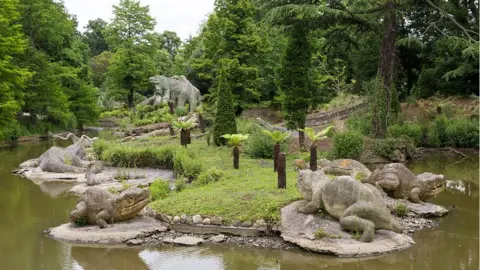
237,117,260,134
93,139,110,157
99,109,130,118
394,203,408,217
387,122,423,146
173,152,203,180
331,131,364,159
195,168,225,186
149,179,171,201
366,137,415,159
346,113,371,135
101,145,176,168
174,179,187,192
445,117,479,147
245,130,287,159
133,118,154,126
213,62,237,145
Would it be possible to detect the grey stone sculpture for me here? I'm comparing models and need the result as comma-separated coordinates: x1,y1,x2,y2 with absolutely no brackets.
296,170,403,242
141,75,201,112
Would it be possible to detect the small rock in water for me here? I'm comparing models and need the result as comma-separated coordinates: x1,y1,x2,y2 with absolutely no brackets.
186,216,193,225
202,218,211,225
240,221,253,227
209,234,226,243
253,219,267,228
192,215,202,224
211,216,223,225
126,239,143,245
232,220,242,227
180,214,187,224
173,236,204,246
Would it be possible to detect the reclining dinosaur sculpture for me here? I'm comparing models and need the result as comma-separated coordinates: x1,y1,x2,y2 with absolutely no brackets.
297,170,403,242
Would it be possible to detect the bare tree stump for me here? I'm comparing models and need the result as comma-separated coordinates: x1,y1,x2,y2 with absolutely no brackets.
233,146,239,169
273,143,280,172
310,144,317,171
198,114,206,133
180,129,191,146
278,152,286,189
168,101,174,114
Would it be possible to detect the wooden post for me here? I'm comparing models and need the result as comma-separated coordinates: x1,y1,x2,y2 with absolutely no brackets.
198,114,206,133
310,143,317,171
233,146,239,169
273,143,280,172
278,152,286,189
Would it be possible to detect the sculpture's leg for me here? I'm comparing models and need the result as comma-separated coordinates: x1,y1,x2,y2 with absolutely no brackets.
376,178,400,191
409,187,424,204
340,215,375,242
297,190,323,214
96,210,112,229
70,201,87,225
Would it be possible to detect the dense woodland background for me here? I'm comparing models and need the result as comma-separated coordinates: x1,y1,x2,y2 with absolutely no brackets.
0,0,478,141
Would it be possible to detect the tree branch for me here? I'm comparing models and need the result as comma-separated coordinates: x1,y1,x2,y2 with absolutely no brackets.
349,6,385,15
425,0,476,42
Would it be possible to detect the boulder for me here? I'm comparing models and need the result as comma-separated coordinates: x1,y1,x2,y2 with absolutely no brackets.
173,236,204,246
192,215,202,224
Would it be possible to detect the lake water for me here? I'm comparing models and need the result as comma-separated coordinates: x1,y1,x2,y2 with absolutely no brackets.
0,142,477,270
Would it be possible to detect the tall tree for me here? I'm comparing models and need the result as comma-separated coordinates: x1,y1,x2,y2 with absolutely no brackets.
156,30,182,59
0,0,31,139
83,18,109,56
213,59,237,146
104,0,156,108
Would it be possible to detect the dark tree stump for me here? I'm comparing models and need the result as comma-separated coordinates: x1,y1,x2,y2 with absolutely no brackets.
278,152,286,189
180,129,191,146
168,101,174,114
198,114,206,133
169,124,175,136
273,143,280,172
310,144,317,171
233,146,239,169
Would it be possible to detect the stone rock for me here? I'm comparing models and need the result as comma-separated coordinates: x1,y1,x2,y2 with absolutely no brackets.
186,216,193,225
232,220,242,227
180,214,187,224
383,196,448,217
126,239,143,245
209,234,226,243
280,202,415,257
253,219,267,228
155,213,171,223
211,216,223,225
319,158,372,179
192,215,202,224
172,216,180,224
240,221,253,227
173,236,204,246
359,150,388,164
202,218,211,225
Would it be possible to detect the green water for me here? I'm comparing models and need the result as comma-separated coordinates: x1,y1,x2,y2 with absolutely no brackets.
0,142,477,270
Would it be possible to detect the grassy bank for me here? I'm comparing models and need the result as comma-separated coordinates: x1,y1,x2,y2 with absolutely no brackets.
95,138,301,224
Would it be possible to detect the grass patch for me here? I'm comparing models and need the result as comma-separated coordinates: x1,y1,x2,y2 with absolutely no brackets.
394,203,408,217
149,141,301,224
314,228,340,239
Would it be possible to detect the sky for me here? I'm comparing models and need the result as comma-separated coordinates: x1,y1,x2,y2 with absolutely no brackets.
63,0,215,40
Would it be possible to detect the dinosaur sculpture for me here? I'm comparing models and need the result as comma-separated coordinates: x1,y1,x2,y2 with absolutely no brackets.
70,187,150,228
37,133,98,173
363,163,445,203
86,161,112,186
319,158,372,180
297,170,403,242
142,75,201,112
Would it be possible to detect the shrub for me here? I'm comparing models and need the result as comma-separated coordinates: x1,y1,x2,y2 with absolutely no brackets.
149,179,171,201
213,61,237,145
331,131,364,159
346,113,371,135
366,137,415,159
101,145,176,168
99,109,130,118
387,122,423,146
133,118,154,126
195,168,225,186
445,118,479,147
394,203,408,217
237,117,260,134
245,130,287,159
92,139,110,157
174,179,187,192
173,152,203,180
431,115,448,146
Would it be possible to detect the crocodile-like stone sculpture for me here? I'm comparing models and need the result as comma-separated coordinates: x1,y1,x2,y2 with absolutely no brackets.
70,187,150,228
319,158,372,180
143,75,201,112
37,133,97,173
297,170,403,242
363,163,445,203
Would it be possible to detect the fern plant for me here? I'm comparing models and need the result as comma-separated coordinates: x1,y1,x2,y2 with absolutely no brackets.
263,130,290,171
172,120,197,147
221,134,249,169
298,126,334,171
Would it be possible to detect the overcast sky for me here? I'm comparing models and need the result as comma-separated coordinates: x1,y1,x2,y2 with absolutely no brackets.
63,0,215,40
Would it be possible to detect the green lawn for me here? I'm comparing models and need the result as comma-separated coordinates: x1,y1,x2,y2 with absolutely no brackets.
145,139,302,224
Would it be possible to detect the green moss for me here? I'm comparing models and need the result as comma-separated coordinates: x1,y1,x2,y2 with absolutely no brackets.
314,228,340,239
394,203,408,217
354,172,367,181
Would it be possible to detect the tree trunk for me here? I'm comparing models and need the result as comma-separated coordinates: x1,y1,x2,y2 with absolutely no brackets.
273,143,280,172
168,101,175,114
169,124,175,136
310,143,317,171
180,129,191,146
277,152,286,189
298,120,306,151
372,0,396,138
233,146,239,169
198,114,206,133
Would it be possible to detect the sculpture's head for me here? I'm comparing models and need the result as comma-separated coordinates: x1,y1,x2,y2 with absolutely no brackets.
113,187,151,220
418,173,445,200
